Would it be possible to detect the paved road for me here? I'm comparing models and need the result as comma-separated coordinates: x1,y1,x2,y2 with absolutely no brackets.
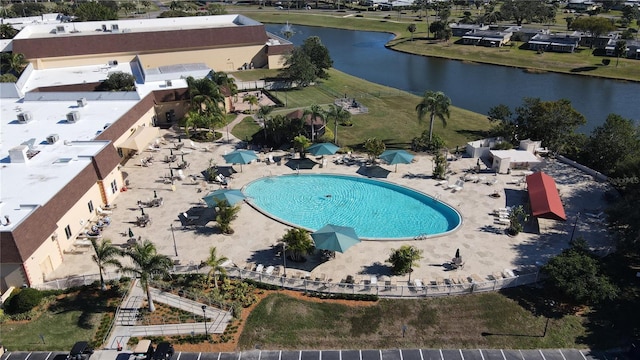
1,348,628,360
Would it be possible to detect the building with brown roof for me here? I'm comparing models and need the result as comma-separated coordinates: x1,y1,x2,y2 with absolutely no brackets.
1,14,291,292
12,15,293,72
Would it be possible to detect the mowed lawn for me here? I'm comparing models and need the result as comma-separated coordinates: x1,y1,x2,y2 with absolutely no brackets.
238,291,586,350
231,68,491,149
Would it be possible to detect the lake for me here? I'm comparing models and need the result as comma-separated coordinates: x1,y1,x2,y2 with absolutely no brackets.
265,24,640,132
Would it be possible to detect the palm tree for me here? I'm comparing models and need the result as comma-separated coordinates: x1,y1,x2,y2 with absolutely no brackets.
325,104,351,144
215,199,241,234
186,76,225,115
292,135,311,158
1,53,28,77
387,245,423,277
615,40,627,68
242,94,259,113
90,238,122,291
303,104,325,142
280,228,313,262
415,90,451,142
121,240,173,312
257,105,274,140
204,247,229,288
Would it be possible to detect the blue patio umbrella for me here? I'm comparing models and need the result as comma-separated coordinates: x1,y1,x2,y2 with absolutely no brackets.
202,189,246,207
311,224,360,253
307,142,340,156
379,149,415,172
223,150,258,172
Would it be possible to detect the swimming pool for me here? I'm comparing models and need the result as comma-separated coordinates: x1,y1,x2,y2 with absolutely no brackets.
243,174,461,240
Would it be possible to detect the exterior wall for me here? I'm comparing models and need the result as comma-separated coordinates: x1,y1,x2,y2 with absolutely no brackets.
0,263,26,291
33,53,138,70
112,106,157,157
138,45,267,72
55,182,104,253
155,101,190,126
268,54,287,70
100,168,124,206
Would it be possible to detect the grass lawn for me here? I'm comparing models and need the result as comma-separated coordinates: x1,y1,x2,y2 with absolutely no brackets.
238,289,587,350
0,286,122,351
231,68,491,150
234,9,640,82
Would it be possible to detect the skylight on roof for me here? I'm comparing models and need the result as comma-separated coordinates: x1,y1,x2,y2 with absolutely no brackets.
54,158,73,164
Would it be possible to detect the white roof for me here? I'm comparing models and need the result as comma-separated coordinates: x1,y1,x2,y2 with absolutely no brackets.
20,62,135,93
0,96,139,230
14,14,260,40
490,149,541,163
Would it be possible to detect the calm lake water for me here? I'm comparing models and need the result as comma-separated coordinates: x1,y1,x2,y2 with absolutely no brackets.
265,24,640,132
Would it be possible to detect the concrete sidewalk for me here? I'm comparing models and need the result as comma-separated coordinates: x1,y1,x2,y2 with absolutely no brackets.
106,280,232,350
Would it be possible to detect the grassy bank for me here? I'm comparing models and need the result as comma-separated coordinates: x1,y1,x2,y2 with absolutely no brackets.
238,289,587,350
231,68,491,150
233,9,640,82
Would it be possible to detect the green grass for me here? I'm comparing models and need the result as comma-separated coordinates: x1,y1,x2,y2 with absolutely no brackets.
0,287,120,351
231,68,491,149
233,8,640,82
238,290,588,350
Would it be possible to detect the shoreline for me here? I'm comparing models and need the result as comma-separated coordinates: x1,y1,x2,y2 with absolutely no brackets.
245,11,640,84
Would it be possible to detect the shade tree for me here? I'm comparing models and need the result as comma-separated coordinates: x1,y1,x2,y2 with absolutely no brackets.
387,245,423,275
280,228,314,262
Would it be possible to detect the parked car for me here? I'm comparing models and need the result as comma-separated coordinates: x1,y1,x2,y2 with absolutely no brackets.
67,341,94,360
152,342,174,360
131,339,154,360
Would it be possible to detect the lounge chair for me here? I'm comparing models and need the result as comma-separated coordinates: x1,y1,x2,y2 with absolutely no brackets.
187,141,199,150
96,207,112,216
436,179,448,186
178,213,197,228
177,169,186,180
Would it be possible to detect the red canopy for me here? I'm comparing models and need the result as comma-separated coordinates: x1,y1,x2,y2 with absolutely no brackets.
525,172,567,221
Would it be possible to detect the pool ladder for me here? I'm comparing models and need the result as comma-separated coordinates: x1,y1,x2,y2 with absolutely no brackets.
414,234,428,240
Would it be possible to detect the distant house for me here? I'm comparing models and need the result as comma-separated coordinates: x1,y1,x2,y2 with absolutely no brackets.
605,39,640,59
578,31,618,49
511,27,549,42
286,109,326,140
449,23,489,37
527,33,581,53
461,30,513,47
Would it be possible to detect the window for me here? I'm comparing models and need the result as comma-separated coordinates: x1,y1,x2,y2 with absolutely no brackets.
88,200,94,213
110,179,117,194
64,225,72,239
117,147,123,158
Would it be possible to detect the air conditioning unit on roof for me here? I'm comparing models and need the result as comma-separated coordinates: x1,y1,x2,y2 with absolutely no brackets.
66,111,80,123
46,134,60,144
17,112,33,124
77,98,87,107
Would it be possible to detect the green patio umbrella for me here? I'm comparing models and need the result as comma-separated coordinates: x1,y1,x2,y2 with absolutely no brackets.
307,142,340,156
379,149,415,172
311,224,361,253
202,189,246,207
223,150,258,172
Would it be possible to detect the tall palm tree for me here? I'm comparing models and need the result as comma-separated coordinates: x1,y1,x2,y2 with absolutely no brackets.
257,105,273,140
205,247,229,288
242,94,259,113
325,104,351,144
415,90,451,142
121,240,173,312
90,238,122,291
303,104,325,142
186,76,225,115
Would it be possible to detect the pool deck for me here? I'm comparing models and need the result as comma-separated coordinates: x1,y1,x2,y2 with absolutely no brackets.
47,120,614,289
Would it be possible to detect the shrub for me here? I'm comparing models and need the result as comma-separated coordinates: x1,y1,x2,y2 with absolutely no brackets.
5,288,44,314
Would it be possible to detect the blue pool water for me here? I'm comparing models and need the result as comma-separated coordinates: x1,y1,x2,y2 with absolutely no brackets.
243,174,461,240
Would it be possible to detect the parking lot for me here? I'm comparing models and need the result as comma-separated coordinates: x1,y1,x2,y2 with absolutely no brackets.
0,348,612,360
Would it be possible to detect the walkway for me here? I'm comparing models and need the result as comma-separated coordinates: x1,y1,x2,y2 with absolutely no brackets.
106,280,232,350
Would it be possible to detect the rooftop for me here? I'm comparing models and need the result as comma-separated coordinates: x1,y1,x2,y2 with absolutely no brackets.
13,14,260,40
0,96,139,230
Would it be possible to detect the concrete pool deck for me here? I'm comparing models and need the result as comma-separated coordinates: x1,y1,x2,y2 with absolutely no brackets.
47,121,614,289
